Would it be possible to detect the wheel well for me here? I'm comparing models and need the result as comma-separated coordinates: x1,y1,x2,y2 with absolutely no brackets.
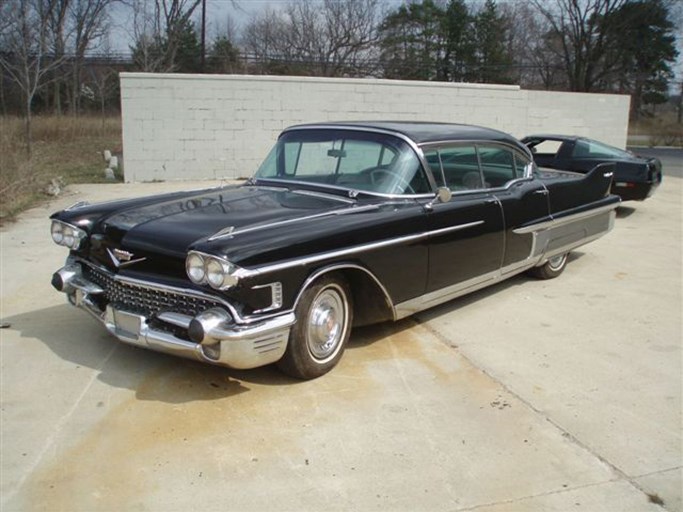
299,265,395,327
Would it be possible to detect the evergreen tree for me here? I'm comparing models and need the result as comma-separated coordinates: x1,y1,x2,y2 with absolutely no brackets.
607,0,678,116
208,37,241,74
442,0,475,82
378,0,447,81
471,0,512,84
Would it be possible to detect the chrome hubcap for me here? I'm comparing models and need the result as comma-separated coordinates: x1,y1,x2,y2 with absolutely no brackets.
548,254,566,270
306,287,347,361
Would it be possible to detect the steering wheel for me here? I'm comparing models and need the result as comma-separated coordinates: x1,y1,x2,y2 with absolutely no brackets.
369,168,415,194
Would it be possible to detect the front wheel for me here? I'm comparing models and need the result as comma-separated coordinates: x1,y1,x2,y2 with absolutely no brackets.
528,253,568,280
277,276,353,380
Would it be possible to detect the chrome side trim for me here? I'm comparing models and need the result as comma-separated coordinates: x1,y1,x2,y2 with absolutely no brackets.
394,204,617,318
234,220,484,279
513,202,619,235
292,263,397,318
395,269,503,319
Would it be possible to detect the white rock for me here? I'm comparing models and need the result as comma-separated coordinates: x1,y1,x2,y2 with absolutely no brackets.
108,156,118,170
104,168,116,180
103,150,112,162
45,178,61,196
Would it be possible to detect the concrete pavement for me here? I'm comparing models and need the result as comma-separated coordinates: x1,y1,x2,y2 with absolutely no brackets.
1,173,680,511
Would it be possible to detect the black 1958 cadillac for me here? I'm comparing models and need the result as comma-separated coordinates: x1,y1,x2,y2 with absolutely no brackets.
50,122,620,379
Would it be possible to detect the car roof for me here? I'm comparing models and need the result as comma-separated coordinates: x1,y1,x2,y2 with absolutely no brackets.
523,134,585,142
284,121,522,146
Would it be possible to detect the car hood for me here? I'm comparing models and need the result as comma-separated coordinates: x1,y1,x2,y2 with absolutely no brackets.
100,185,355,257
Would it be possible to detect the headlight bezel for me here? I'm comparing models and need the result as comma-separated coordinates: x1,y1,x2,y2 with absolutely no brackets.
50,220,87,250
186,252,206,284
186,251,240,290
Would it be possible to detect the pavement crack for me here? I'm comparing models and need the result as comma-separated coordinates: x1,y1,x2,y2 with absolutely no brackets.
1,343,119,508
451,478,623,511
414,315,673,511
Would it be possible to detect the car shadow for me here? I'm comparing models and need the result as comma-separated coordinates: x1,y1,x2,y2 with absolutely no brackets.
616,205,637,219
9,260,586,403
3,304,284,403
4,303,409,404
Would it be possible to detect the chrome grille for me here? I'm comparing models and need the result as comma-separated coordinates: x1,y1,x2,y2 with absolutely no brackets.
82,264,224,318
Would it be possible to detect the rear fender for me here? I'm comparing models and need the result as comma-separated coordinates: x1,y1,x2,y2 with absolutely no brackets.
545,162,616,215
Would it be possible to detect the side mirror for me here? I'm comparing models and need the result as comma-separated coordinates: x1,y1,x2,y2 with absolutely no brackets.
436,187,452,203
426,187,452,210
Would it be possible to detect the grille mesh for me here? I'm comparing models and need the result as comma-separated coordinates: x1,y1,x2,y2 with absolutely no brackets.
83,264,224,318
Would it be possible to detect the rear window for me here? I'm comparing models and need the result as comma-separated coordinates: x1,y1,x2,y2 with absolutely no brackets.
528,139,562,156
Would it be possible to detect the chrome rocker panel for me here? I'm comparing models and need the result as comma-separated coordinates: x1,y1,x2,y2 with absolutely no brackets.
56,264,295,370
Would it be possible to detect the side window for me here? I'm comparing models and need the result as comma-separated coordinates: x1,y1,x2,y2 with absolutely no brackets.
477,145,516,188
572,140,590,158
424,145,481,191
514,152,532,178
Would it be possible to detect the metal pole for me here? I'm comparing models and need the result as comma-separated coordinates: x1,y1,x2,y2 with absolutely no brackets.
201,0,206,72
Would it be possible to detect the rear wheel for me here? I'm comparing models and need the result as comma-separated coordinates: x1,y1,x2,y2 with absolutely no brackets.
528,253,568,280
277,276,353,380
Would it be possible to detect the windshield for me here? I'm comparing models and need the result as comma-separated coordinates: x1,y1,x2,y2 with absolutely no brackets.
254,129,431,195
572,139,632,159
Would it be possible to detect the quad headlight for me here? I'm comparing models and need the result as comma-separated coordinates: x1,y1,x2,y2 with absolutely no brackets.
50,220,86,250
186,251,239,290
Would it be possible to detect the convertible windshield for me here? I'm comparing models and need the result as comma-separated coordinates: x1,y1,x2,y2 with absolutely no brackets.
254,129,431,195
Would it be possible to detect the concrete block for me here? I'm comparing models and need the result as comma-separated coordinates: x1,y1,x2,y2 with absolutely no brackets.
120,73,630,182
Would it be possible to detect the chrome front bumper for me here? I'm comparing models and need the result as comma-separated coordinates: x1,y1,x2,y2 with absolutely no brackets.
53,264,295,369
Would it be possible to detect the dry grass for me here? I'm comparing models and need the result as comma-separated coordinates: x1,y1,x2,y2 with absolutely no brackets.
0,115,122,222
629,112,683,147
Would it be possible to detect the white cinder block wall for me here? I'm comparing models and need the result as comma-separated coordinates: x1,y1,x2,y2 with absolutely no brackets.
120,73,631,182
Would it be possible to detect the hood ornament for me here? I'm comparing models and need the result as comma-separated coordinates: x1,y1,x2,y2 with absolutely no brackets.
107,248,147,269
208,226,235,241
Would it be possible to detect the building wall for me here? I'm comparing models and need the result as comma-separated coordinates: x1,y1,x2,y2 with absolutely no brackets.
120,73,631,182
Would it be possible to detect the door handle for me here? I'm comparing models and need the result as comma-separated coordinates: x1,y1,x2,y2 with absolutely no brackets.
533,189,549,195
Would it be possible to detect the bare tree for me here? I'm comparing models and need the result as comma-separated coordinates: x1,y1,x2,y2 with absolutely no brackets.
83,37,119,130
0,0,70,155
128,0,201,72
243,0,381,77
242,7,290,73
68,0,114,114
500,2,564,89
530,0,627,92
46,0,71,113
